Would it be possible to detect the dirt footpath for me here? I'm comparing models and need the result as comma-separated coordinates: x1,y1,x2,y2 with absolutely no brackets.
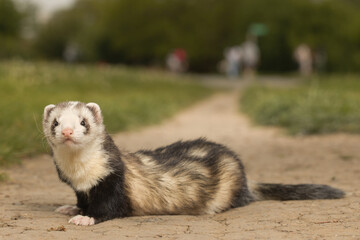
1,91,359,240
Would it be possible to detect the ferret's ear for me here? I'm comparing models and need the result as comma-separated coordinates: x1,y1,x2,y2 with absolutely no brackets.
86,102,103,124
44,104,56,122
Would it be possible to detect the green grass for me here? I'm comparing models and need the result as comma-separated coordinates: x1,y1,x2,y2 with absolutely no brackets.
0,61,214,167
241,75,360,135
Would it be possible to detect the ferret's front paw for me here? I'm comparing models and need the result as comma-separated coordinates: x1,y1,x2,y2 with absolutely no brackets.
68,215,95,226
55,205,80,216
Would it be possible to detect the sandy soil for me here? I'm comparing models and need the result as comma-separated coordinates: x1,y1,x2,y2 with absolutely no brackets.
1,91,359,240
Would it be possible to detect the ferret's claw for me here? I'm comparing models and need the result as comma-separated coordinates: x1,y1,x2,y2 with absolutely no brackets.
68,215,95,226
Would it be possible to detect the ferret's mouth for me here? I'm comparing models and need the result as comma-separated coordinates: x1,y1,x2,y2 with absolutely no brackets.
63,138,77,145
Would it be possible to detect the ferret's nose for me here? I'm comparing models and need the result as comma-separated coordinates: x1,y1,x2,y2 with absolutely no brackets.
62,128,73,137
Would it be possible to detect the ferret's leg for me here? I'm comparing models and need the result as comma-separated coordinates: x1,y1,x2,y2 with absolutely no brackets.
68,192,95,226
76,191,89,215
55,205,80,216
56,191,88,217
67,198,113,226
68,178,131,225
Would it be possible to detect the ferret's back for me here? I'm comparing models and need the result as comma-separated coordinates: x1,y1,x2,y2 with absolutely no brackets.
123,139,250,216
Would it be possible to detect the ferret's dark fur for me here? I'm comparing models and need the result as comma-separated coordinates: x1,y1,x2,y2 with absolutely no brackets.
43,101,345,225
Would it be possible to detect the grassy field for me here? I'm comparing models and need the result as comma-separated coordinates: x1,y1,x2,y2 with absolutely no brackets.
241,75,360,135
0,61,214,168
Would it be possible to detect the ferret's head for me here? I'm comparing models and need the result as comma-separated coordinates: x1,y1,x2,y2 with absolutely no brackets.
43,101,105,149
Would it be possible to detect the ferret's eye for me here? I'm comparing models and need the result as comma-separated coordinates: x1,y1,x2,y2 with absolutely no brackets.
80,120,86,126
53,120,59,127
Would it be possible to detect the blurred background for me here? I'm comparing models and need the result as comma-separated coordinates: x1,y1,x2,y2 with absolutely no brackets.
2,0,360,73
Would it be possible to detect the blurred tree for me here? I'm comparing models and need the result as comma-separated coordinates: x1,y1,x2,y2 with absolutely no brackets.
34,0,360,73
0,0,21,36
0,0,22,57
0,0,38,58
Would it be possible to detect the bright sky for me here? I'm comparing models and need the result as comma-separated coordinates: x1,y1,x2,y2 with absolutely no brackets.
16,0,75,21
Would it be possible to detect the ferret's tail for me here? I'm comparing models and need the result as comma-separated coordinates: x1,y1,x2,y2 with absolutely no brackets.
250,183,345,201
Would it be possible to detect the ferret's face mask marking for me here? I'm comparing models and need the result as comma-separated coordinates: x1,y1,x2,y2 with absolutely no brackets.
43,102,103,149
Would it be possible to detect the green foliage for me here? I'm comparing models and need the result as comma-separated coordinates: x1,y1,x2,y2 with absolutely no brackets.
34,0,360,72
241,76,360,135
0,61,213,166
0,0,21,36
0,0,23,58
0,0,38,59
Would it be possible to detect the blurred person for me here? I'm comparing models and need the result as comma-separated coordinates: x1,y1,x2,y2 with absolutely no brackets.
224,46,242,79
241,35,260,79
314,47,327,73
63,42,79,63
166,48,188,73
294,44,312,76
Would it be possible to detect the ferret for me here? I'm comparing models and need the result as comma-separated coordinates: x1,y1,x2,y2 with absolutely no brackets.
42,101,345,226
